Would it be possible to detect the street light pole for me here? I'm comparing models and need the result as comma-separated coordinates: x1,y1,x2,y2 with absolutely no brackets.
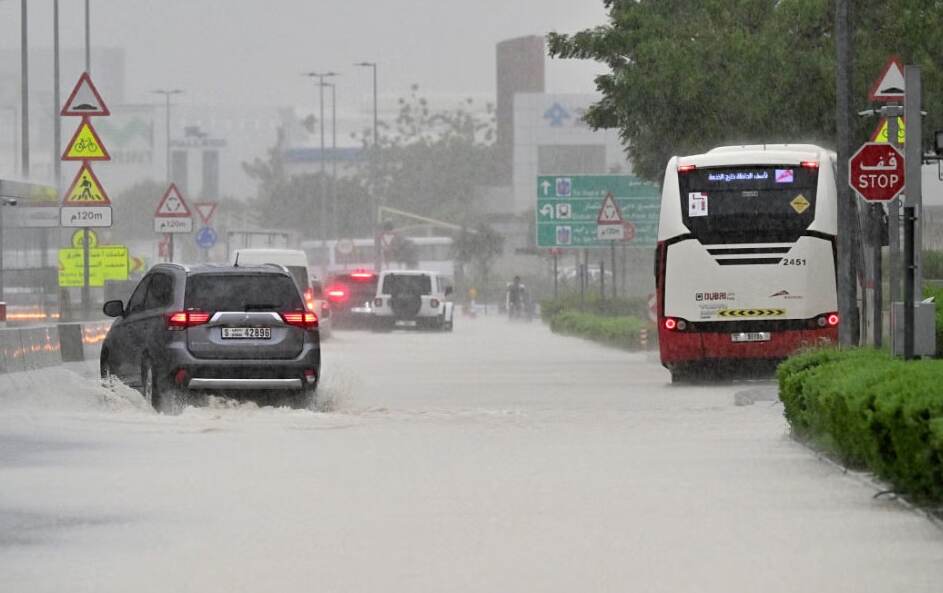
152,89,184,262
302,72,338,242
20,0,29,178
321,82,337,239
355,61,379,272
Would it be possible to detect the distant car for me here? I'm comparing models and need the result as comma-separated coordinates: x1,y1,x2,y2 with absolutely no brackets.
231,248,331,339
100,264,321,414
372,270,454,331
325,269,379,328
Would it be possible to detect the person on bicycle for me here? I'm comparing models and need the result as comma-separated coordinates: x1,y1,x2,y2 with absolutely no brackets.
506,276,529,318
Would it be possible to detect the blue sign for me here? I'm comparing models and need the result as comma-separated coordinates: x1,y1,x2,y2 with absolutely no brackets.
543,102,571,127
195,226,217,249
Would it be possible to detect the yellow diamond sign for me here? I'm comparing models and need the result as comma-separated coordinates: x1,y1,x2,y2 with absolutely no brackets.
791,194,810,214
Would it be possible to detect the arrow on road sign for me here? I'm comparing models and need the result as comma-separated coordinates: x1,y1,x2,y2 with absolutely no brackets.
869,55,905,102
194,202,218,225
62,118,110,161
61,72,110,117
155,183,192,218
63,163,111,205
541,180,552,196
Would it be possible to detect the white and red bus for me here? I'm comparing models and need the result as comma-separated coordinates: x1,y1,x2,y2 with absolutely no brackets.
656,144,839,381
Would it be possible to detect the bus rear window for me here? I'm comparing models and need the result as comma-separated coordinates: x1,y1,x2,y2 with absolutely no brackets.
679,166,818,244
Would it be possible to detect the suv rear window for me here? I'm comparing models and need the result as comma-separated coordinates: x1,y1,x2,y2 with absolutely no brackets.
185,274,304,312
382,274,432,295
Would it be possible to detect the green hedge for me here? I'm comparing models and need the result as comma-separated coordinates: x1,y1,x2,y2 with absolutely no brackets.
923,284,943,358
540,295,648,321
923,250,943,280
548,311,647,350
778,348,943,504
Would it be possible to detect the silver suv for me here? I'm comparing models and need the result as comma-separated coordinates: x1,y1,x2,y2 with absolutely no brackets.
100,264,321,413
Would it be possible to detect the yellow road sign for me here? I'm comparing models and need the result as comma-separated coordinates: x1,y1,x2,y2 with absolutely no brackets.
790,194,810,214
70,229,99,248
870,117,906,145
62,118,110,161
58,245,128,287
63,163,111,204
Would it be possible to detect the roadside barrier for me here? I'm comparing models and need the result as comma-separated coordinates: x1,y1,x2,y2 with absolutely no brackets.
0,321,112,373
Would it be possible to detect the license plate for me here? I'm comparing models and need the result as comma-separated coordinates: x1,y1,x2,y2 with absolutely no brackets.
222,327,271,339
395,320,418,327
731,332,771,343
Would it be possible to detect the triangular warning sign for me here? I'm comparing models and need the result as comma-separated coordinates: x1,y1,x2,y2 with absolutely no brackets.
597,192,624,224
155,183,192,218
61,72,110,117
194,202,218,225
62,118,110,161
62,163,110,205
869,55,906,102
870,116,906,145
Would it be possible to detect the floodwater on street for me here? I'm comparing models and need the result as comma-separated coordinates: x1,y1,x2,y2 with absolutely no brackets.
1,316,941,593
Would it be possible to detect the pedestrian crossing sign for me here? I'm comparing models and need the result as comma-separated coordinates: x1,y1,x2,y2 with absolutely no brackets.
62,163,111,205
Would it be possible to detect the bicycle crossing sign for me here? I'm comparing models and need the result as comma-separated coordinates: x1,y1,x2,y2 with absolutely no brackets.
62,118,110,161
63,163,111,205
60,72,110,117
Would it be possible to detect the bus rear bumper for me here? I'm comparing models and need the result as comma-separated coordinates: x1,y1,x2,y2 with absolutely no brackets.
659,326,837,367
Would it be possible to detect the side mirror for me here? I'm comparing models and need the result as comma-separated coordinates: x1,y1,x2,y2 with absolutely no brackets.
103,299,125,318
444,286,453,296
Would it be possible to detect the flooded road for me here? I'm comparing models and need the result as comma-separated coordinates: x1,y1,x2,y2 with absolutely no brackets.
1,317,941,592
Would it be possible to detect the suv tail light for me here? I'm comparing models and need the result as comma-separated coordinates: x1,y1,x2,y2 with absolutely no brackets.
167,310,211,330
282,311,318,330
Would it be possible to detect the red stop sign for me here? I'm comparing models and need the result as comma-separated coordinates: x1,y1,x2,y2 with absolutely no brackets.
849,142,905,202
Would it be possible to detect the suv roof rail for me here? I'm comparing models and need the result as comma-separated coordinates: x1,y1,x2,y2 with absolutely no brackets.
152,262,189,273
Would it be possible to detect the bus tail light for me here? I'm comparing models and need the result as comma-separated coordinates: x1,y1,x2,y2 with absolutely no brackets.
800,160,819,169
815,312,839,328
664,317,688,331
677,164,697,174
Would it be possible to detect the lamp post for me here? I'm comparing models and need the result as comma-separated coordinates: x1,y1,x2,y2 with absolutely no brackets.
320,81,337,239
152,89,184,262
20,0,29,178
355,61,379,271
302,72,337,241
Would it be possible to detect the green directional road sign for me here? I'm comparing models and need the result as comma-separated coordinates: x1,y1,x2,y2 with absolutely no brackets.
536,175,661,248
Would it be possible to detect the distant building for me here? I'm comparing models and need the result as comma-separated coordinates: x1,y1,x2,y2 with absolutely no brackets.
495,36,546,183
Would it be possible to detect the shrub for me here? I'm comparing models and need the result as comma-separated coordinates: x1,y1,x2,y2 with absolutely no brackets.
540,294,648,321
778,348,943,504
548,311,645,350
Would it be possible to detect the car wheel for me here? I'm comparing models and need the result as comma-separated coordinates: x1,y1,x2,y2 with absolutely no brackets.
288,385,317,410
142,357,185,415
100,350,114,384
444,316,454,332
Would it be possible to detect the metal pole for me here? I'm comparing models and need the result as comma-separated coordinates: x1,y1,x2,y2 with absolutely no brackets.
319,80,326,241
20,0,29,178
835,0,859,346
888,113,901,347
53,1,61,190
871,203,882,347
904,206,915,359
599,258,605,299
81,0,91,319
904,65,923,301
331,83,337,239
553,252,558,299
610,241,617,299
84,0,90,71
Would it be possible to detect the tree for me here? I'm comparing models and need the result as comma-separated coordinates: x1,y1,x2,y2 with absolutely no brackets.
353,85,498,225
548,0,943,182
452,223,504,297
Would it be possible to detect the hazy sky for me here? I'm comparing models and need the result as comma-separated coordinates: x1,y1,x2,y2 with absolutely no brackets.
1,1,609,109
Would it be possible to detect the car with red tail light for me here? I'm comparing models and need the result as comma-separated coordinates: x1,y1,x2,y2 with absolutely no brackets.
325,269,379,328
100,264,321,414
